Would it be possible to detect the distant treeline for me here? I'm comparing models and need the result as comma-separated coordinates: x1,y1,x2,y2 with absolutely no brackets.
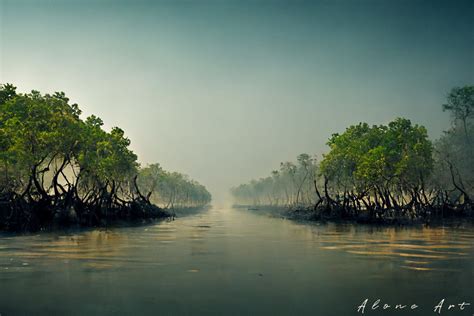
231,86,473,222
137,163,211,209
0,84,211,231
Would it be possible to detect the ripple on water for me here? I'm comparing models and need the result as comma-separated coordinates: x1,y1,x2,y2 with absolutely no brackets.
314,224,474,272
0,209,473,276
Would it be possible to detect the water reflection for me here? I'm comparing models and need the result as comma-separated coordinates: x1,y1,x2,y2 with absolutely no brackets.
0,207,473,315
311,223,473,272
1,211,473,274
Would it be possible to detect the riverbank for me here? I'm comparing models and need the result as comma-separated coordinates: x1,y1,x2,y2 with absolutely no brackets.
0,84,212,234
0,203,214,233
233,204,474,226
0,199,171,233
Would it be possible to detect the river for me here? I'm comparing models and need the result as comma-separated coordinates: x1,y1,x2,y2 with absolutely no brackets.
0,207,473,315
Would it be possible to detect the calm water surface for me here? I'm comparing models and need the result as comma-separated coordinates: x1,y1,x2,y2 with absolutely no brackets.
0,207,473,315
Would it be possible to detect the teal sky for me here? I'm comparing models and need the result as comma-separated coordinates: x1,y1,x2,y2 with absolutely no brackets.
1,0,473,203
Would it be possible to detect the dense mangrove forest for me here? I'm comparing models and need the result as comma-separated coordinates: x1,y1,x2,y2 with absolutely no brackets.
231,86,474,223
0,84,211,231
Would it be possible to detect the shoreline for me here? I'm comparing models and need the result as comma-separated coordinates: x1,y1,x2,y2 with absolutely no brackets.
0,204,211,234
233,204,474,227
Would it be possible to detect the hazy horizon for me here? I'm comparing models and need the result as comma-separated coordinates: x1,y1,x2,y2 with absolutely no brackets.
1,0,473,203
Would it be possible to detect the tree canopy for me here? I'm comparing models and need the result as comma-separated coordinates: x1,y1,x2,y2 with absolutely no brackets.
231,86,474,222
0,84,211,231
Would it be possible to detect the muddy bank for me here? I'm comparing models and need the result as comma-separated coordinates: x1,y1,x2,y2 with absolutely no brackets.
0,198,171,233
234,204,474,226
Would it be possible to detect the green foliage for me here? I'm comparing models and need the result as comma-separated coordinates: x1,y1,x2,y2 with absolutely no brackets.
231,86,472,220
0,87,83,194
320,118,433,195
0,83,211,230
232,118,438,218
137,164,211,208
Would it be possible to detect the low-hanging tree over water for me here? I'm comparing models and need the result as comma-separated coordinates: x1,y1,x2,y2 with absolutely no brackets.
231,86,473,222
0,84,211,231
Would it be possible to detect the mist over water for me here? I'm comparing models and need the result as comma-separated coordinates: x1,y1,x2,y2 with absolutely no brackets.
1,1,473,314
1,0,473,202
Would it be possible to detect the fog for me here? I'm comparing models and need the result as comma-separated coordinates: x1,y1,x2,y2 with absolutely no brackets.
1,0,473,204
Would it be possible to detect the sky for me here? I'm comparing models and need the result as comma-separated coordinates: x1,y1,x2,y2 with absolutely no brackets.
1,0,473,204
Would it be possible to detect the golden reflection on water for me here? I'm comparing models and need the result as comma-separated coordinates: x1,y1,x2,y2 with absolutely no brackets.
316,224,474,272
0,208,473,274
0,230,134,271
0,215,221,273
